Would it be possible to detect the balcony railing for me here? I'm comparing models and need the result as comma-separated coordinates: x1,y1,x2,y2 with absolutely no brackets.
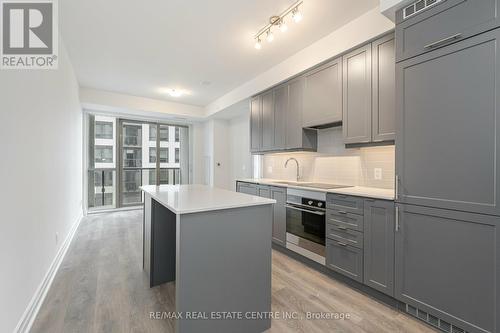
88,168,181,209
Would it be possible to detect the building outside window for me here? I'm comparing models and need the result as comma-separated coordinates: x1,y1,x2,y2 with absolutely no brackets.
95,121,113,139
149,148,168,163
123,124,141,146
175,148,180,163
95,146,113,163
149,125,157,141
175,127,180,142
160,126,169,141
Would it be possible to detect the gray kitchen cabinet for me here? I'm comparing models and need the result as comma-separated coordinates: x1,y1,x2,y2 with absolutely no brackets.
303,58,342,127
258,185,270,198
396,28,500,216
363,199,394,297
273,84,287,150
261,89,275,151
372,34,395,142
395,204,500,333
326,239,363,283
236,182,258,196
250,96,261,152
395,0,500,62
286,77,317,151
270,186,286,246
342,43,372,144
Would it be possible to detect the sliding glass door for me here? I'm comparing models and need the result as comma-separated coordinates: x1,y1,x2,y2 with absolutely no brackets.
86,114,189,211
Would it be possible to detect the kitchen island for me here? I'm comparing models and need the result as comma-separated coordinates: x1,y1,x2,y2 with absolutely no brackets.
141,184,275,333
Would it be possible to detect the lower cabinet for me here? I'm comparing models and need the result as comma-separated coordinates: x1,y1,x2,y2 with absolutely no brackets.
363,199,395,297
236,182,258,195
236,182,286,246
270,187,286,246
395,204,499,333
326,238,363,282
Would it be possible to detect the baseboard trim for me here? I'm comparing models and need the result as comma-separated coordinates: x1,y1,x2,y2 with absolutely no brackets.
14,212,84,333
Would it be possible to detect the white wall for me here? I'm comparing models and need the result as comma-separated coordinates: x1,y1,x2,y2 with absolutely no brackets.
228,114,252,190
0,44,83,333
205,7,394,116
191,114,251,190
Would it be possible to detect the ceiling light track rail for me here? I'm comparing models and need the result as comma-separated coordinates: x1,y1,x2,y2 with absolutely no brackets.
254,0,303,50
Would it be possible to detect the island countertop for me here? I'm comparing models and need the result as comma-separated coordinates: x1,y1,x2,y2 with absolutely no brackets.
141,184,276,215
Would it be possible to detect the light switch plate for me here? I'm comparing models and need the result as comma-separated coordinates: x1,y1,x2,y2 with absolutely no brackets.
374,168,382,180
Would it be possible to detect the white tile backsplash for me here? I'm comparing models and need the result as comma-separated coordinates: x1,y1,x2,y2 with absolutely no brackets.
262,127,395,189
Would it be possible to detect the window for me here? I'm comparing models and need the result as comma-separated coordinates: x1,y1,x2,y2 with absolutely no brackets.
123,124,142,146
149,125,157,141
160,148,168,163
160,126,169,141
149,148,156,163
175,148,180,163
95,146,113,163
175,127,180,142
95,121,113,139
123,148,142,167
149,148,168,163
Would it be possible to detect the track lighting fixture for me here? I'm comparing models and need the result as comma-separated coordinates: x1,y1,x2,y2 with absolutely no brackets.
253,1,303,50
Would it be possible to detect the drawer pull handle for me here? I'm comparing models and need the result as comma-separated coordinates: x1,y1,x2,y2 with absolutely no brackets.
336,226,348,230
424,33,462,49
337,242,348,246
337,210,347,214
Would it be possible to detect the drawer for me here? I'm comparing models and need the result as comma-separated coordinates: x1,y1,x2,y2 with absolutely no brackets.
396,0,500,62
326,194,364,215
326,223,363,249
327,210,364,232
326,239,363,282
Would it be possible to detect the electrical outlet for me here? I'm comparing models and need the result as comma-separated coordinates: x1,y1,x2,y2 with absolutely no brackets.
374,168,382,180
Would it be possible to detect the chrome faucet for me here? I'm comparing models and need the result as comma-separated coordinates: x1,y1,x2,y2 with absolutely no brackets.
285,158,300,182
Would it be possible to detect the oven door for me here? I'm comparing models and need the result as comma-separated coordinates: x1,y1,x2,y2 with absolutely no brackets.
285,202,326,263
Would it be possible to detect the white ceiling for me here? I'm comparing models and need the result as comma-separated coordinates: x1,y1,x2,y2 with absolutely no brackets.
61,0,378,106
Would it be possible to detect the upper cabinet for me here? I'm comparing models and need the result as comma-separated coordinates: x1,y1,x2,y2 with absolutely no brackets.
249,33,395,152
261,90,275,151
342,33,395,145
250,96,261,152
250,78,317,154
395,0,500,62
286,78,317,151
303,58,343,128
372,34,396,142
342,43,372,144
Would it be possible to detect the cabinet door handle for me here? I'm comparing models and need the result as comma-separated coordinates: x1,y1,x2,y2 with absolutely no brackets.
395,206,400,232
424,33,462,49
337,210,347,215
337,242,348,247
395,175,399,201
337,226,348,230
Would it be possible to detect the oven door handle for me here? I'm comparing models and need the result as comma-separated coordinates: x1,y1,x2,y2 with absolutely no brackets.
285,204,326,216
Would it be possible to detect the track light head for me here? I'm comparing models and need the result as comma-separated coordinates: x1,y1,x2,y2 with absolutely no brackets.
292,8,303,23
254,38,262,50
266,30,274,43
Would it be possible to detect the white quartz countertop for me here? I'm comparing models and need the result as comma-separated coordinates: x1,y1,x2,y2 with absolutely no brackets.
237,178,395,201
141,184,276,215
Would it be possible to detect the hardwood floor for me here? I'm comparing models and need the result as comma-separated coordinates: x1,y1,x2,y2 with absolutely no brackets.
31,210,435,333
